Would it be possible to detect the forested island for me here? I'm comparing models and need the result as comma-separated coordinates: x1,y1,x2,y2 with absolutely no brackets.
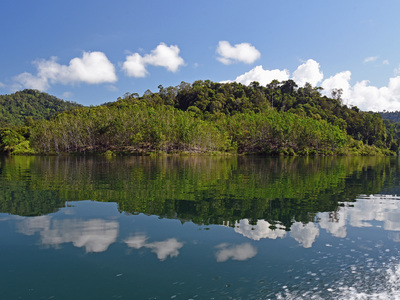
0,80,399,156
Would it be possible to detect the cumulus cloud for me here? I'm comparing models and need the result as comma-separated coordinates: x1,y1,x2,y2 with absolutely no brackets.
125,234,184,261
364,56,378,63
216,41,261,65
215,243,257,262
321,71,352,100
18,217,119,253
318,209,348,238
234,219,287,240
13,52,117,91
125,234,148,249
292,59,323,87
290,222,319,248
14,72,51,90
227,65,289,86
348,195,400,231
145,239,184,261
122,43,185,78
226,58,400,111
321,71,400,111
317,195,400,242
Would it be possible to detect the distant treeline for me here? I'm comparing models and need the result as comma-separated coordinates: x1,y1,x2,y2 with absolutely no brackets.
0,80,398,155
379,111,400,141
0,89,81,127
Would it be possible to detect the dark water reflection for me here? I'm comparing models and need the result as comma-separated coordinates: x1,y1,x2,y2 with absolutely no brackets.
0,155,396,224
1,156,400,299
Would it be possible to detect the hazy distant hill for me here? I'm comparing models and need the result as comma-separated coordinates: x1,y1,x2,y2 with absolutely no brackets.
379,111,400,123
0,89,82,127
379,111,400,140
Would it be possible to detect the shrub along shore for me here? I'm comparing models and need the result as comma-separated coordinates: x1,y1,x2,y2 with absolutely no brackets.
0,80,398,156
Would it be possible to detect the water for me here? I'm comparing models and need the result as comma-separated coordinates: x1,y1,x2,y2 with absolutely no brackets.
0,155,400,299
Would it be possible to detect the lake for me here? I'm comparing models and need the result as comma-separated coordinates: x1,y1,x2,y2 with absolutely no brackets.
1,155,400,299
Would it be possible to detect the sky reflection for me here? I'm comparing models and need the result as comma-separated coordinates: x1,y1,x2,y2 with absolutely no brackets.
215,243,257,262
9,195,400,257
125,234,184,261
233,196,400,246
18,216,119,252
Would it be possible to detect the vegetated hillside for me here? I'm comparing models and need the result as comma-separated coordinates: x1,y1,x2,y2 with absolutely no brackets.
0,89,82,127
379,111,400,123
379,111,400,140
0,80,397,155
120,80,394,150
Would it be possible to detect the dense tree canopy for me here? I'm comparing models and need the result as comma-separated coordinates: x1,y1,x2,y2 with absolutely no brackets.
0,80,397,156
0,89,81,127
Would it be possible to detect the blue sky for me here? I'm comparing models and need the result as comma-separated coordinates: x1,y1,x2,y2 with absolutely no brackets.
1,0,400,111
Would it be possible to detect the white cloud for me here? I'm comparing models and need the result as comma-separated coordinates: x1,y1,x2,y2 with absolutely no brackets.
321,71,400,111
225,58,400,111
125,234,148,249
215,243,257,262
321,71,352,100
122,53,149,78
228,65,290,86
13,52,117,91
318,209,348,238
14,72,50,90
122,43,185,78
146,239,184,261
348,196,400,231
383,60,390,65
216,41,261,65
0,81,5,89
18,217,119,253
17,215,52,236
125,235,183,261
292,59,323,87
290,222,319,248
364,56,378,63
234,219,287,240
317,195,400,242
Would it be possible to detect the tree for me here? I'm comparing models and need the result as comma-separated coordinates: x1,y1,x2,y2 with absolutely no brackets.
331,88,343,104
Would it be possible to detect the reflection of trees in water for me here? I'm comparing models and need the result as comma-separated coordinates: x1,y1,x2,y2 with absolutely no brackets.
0,156,398,229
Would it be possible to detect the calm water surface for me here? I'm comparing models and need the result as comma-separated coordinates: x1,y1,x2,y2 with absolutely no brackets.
1,156,400,299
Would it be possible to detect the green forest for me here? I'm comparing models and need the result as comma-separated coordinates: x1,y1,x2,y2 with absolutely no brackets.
0,80,399,156
0,89,81,127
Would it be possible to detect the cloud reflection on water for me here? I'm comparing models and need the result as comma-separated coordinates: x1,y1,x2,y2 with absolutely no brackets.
17,216,119,253
125,235,184,261
234,219,287,241
289,222,320,248
318,196,400,241
234,196,400,247
12,195,400,257
215,243,257,262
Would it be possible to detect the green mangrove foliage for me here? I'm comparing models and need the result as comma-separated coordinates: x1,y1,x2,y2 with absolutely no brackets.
27,102,350,155
0,156,395,228
29,104,228,153
0,80,395,155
